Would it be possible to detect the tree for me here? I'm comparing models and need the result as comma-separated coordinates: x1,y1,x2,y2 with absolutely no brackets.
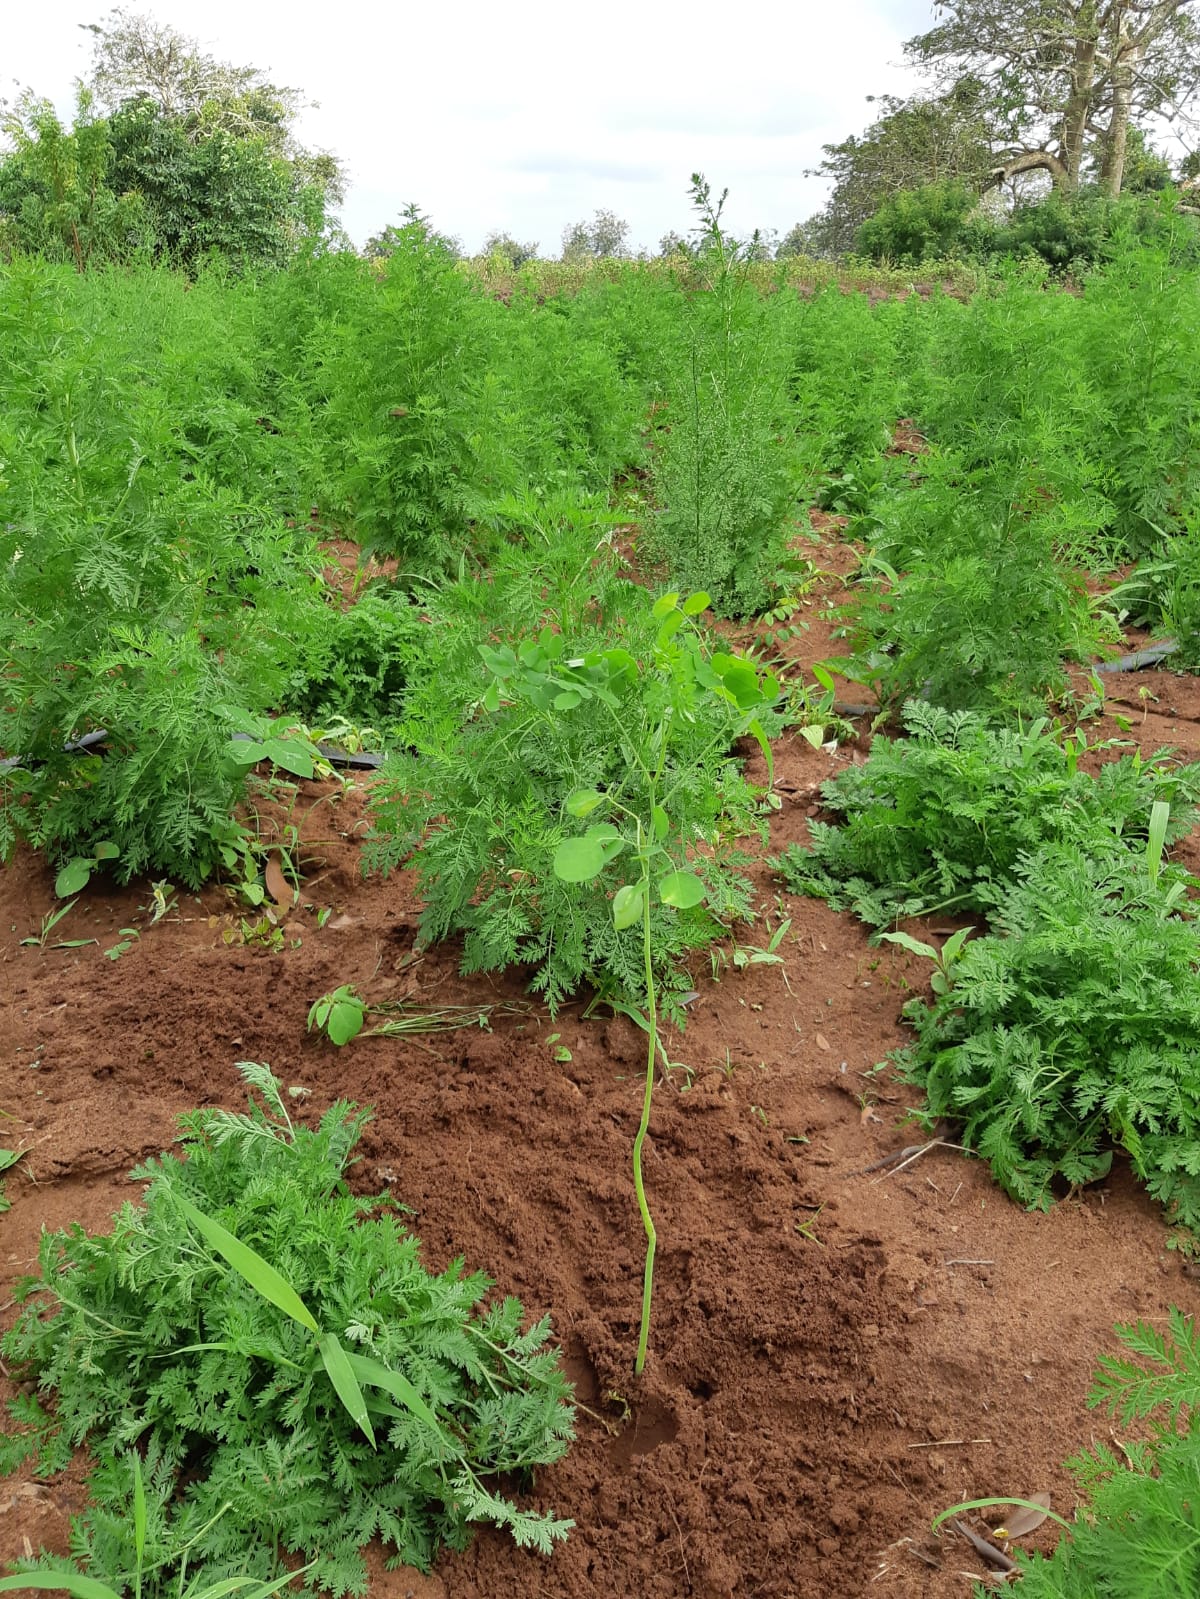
855,178,993,261
560,208,630,260
0,89,145,268
906,0,1200,198
0,11,343,268
802,81,997,253
480,230,539,266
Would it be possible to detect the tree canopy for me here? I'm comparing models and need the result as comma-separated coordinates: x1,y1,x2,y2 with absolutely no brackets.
796,0,1200,255
0,9,343,270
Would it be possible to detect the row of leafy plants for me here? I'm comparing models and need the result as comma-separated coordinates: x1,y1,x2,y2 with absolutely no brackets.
777,702,1200,1231
9,210,1200,900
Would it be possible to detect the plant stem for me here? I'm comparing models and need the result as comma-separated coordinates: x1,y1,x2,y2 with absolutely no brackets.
633,849,658,1376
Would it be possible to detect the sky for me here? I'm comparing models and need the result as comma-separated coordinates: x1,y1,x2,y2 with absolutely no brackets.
3,0,934,251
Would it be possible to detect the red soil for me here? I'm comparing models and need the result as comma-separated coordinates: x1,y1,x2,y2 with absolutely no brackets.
4,571,1200,1597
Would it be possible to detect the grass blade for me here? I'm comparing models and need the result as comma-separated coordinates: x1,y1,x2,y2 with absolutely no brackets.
318,1333,375,1448
344,1349,445,1436
1147,799,1170,886
176,1195,319,1334
0,1576,120,1599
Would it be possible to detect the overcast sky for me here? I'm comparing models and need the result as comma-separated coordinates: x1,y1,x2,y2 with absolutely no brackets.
5,1,934,251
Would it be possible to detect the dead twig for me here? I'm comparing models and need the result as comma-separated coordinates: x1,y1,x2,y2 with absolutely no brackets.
907,1438,993,1449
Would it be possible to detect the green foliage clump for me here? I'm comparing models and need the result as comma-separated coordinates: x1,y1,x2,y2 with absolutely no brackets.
855,180,994,265
846,485,1105,714
1005,1309,1200,1598
1,1065,574,1596
287,584,424,726
774,702,1200,926
895,841,1200,1229
365,531,778,1014
0,262,338,884
647,176,802,618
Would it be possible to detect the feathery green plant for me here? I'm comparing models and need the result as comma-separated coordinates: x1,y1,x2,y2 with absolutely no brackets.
0,1064,574,1596
774,702,1200,927
366,559,779,1015
893,839,1200,1231
648,175,801,618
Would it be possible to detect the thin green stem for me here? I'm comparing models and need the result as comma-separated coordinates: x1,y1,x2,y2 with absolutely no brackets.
633,822,659,1376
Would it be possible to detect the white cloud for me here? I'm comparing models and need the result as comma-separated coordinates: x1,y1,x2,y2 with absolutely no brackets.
5,0,933,249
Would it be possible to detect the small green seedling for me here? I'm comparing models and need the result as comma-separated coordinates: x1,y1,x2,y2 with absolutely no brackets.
103,928,140,960
222,710,325,781
21,899,81,949
307,984,367,1046
53,841,119,898
879,925,974,996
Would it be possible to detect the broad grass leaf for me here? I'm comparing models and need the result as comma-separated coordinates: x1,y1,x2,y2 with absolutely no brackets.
177,1195,319,1333
319,1331,375,1447
345,1349,444,1434
0,1576,120,1599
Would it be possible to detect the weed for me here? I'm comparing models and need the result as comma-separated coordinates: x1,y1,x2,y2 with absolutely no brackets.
20,900,81,950
306,985,366,1047
0,1064,575,1592
774,702,1200,928
893,840,1200,1231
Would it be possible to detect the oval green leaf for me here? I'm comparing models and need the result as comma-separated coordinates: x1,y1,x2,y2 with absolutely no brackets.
681,591,711,615
658,870,706,909
225,739,269,768
54,860,91,897
655,610,684,646
651,591,680,619
265,743,315,780
612,883,645,930
553,835,608,883
564,788,604,819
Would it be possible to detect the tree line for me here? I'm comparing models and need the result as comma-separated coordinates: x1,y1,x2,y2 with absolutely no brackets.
4,3,1200,274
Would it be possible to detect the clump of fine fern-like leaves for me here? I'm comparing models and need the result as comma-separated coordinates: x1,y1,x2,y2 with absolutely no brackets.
895,841,1200,1232
365,530,777,1015
774,701,1200,928
1009,1308,1200,1597
0,1064,575,1597
842,470,1107,716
